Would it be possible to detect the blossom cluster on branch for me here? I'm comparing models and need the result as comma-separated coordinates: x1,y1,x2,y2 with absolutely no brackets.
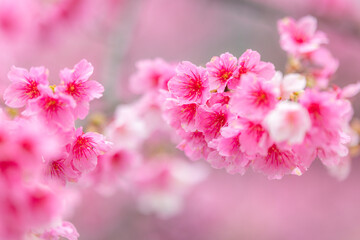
0,60,111,240
134,15,360,180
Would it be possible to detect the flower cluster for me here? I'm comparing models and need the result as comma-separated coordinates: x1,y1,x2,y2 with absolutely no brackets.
278,15,339,89
1,60,111,239
157,16,360,179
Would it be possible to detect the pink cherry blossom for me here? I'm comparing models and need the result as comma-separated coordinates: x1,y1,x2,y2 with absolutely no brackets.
227,49,275,89
163,100,198,132
237,118,272,156
252,144,305,179
299,89,342,130
69,127,111,172
24,87,76,131
176,130,211,161
168,61,210,104
230,75,278,120
206,52,237,92
196,104,229,141
306,47,339,89
44,153,81,185
206,150,249,175
264,101,311,145
130,58,176,94
58,59,104,119
208,126,250,174
40,221,79,240
271,72,306,99
3,66,48,108
278,15,328,55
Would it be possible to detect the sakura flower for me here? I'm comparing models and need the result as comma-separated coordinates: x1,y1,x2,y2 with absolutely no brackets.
230,75,278,120
196,104,229,141
206,52,237,92
176,130,212,161
129,58,176,94
40,221,79,240
264,101,311,145
278,16,328,55
227,49,275,89
206,150,249,175
337,82,360,99
271,71,306,99
168,61,210,104
299,89,342,130
163,100,198,132
69,127,111,172
4,66,48,108
237,118,272,156
24,87,76,131
208,126,250,174
58,59,104,119
44,153,80,185
299,90,351,166
306,47,339,89
252,144,305,179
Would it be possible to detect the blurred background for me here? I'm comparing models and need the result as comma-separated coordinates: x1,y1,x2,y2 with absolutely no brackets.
1,0,360,239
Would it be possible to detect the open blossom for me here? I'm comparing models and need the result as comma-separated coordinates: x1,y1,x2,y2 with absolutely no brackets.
130,58,176,94
227,49,275,89
176,130,211,161
69,127,111,172
39,221,79,240
271,72,306,99
306,47,339,89
264,101,311,145
58,59,104,119
3,66,48,108
252,144,305,179
168,61,210,104
208,126,250,174
299,89,343,130
230,75,278,120
44,153,80,185
24,87,76,131
163,100,198,132
196,104,229,141
278,15,328,55
299,90,351,166
206,52,237,92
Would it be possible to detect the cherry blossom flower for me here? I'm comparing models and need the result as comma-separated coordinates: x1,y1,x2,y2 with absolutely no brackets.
69,127,111,172
58,59,104,119
264,101,311,145
227,49,275,89
40,221,79,240
3,66,48,108
252,144,305,179
230,75,278,120
130,58,176,94
196,104,229,141
44,153,81,185
206,52,237,92
271,71,306,99
278,15,328,55
168,61,210,105
176,130,211,161
163,100,198,132
24,87,76,131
